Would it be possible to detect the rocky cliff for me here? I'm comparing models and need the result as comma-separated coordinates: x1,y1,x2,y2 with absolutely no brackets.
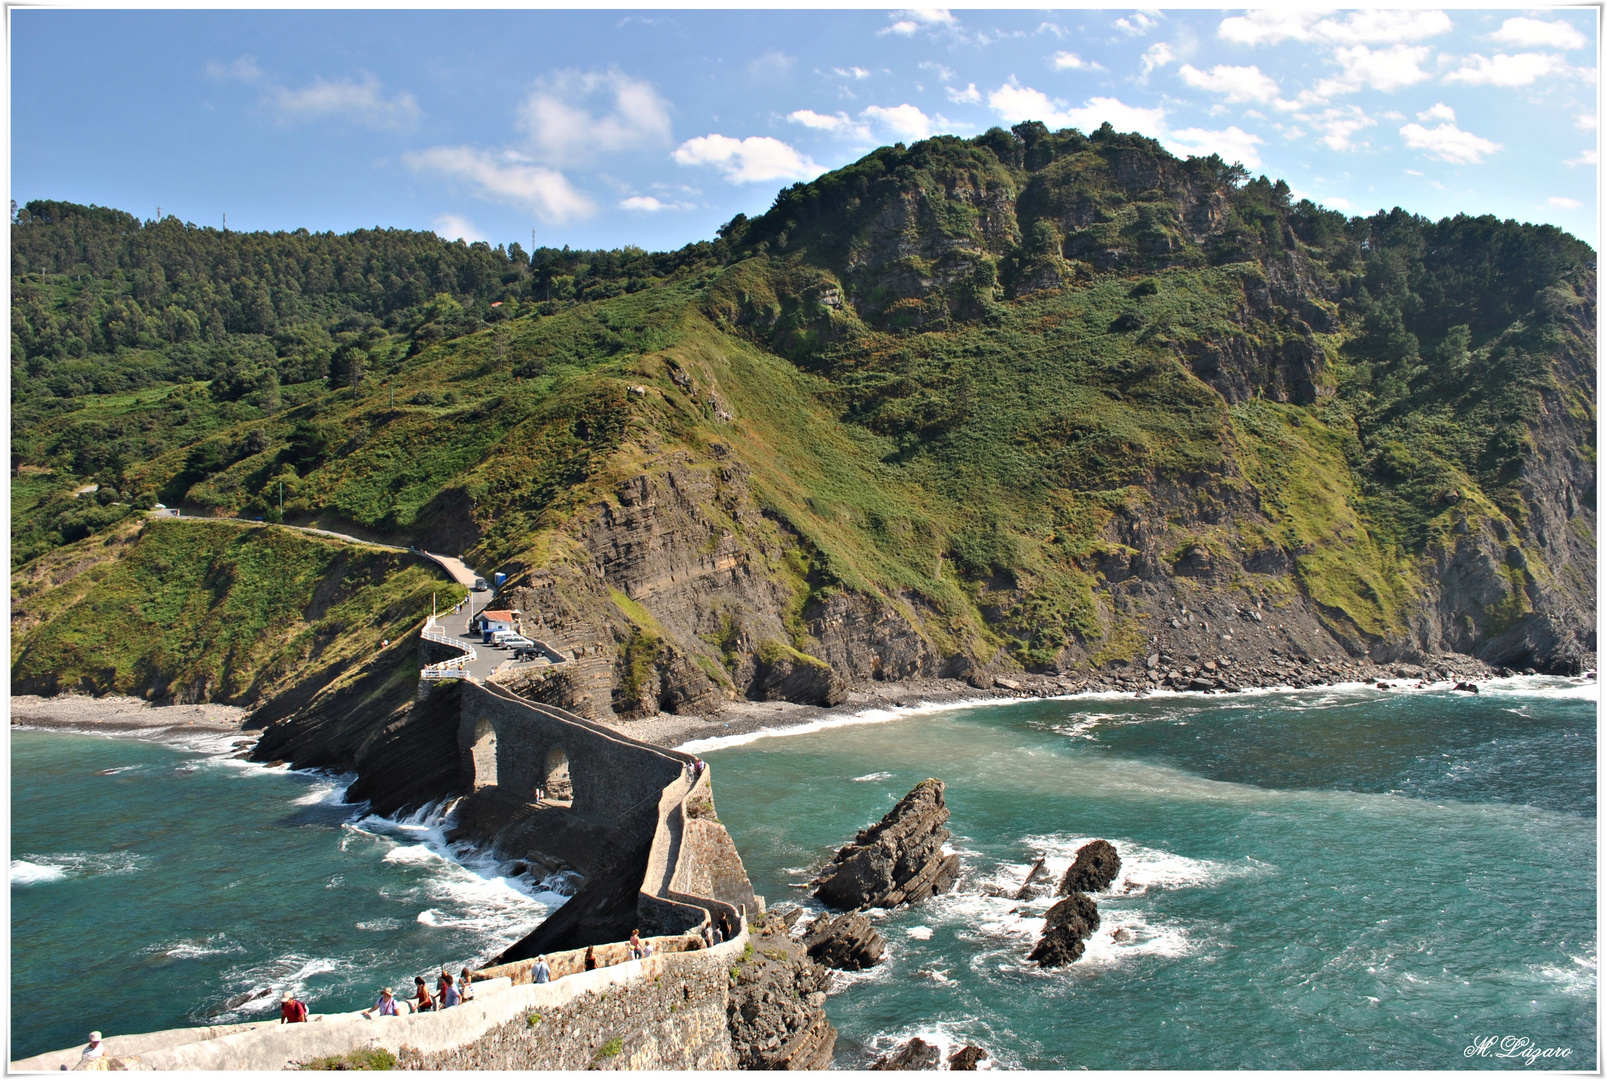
812,779,960,911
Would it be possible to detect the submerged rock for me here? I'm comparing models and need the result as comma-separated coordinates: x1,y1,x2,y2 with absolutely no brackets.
1057,839,1121,895
872,1037,941,1070
812,779,960,911
803,911,886,971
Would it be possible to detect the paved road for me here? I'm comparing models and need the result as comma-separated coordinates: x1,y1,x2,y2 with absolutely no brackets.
148,510,557,684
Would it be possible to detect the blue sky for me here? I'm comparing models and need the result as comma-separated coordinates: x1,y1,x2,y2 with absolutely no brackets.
11,7,1599,252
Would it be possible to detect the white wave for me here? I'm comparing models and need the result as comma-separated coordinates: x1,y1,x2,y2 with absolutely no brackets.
906,925,934,940
149,934,244,960
863,1021,994,1070
417,908,444,926
292,775,356,806
10,851,144,884
1475,674,1599,701
384,843,447,866
1077,909,1197,966
675,696,1023,753
355,918,403,932
10,859,67,885
216,955,347,1018
1016,835,1270,896
853,771,894,782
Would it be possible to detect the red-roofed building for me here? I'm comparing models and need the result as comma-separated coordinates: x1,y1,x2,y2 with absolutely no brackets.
474,609,519,636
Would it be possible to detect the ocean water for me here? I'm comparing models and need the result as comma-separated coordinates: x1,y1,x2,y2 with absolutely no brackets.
9,728,561,1062
10,676,1597,1069
694,677,1599,1070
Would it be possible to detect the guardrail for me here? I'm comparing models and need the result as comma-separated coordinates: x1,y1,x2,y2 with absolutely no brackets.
420,617,478,681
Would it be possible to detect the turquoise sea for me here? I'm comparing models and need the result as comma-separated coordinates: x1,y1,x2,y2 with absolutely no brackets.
11,676,1599,1068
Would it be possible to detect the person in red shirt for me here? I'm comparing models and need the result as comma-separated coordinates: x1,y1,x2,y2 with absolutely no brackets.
413,975,435,1012
280,992,309,1023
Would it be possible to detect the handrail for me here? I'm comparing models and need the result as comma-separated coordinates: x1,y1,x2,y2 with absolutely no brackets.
420,616,478,681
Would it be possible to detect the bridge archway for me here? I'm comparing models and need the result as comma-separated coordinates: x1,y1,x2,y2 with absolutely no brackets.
469,716,497,789
544,746,572,803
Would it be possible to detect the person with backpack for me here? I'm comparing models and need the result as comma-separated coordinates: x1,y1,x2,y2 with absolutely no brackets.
532,955,552,984
279,992,309,1024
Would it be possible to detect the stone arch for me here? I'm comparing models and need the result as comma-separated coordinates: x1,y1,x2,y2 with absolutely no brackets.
469,716,497,790
544,746,572,802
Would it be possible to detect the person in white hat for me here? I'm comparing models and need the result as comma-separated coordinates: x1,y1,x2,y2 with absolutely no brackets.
81,1032,105,1060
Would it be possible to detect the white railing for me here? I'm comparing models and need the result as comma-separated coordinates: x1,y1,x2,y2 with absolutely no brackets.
420,617,478,681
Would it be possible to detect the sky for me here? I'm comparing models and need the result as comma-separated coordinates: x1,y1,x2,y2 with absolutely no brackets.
10,6,1600,253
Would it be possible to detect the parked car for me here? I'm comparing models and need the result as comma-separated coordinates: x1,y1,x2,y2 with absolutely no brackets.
473,577,489,591
499,635,535,650
513,646,542,661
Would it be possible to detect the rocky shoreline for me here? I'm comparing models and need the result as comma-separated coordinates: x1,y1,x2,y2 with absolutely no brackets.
608,651,1590,751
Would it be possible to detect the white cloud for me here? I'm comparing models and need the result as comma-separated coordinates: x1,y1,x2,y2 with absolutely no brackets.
1178,63,1279,103
1491,17,1587,51
1566,149,1598,167
748,51,795,81
432,214,486,243
920,61,957,82
862,104,941,142
788,109,853,131
1319,44,1433,95
1442,52,1571,88
1053,52,1102,71
1219,10,1452,46
1140,42,1175,78
205,55,263,82
404,147,595,223
1297,106,1378,151
832,67,871,80
1547,196,1583,210
620,195,694,212
517,68,672,167
1416,102,1456,123
881,8,956,36
1114,12,1160,37
946,83,981,104
1321,196,1354,211
987,82,1167,138
1576,113,1598,131
266,73,421,131
1399,120,1501,164
1163,125,1264,168
673,134,824,184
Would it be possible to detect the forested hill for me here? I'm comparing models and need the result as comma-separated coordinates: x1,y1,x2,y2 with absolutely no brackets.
9,122,1597,723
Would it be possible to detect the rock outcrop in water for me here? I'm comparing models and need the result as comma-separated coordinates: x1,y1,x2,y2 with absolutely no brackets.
1058,839,1122,895
803,911,886,970
871,1037,941,1070
812,779,960,910
1029,891,1102,967
948,1045,989,1070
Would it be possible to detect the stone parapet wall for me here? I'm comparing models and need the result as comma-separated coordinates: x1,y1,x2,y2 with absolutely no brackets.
12,932,748,1072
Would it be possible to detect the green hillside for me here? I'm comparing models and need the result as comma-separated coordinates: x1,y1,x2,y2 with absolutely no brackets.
11,121,1596,708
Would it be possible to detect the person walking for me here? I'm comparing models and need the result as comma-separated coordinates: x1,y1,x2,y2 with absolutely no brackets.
280,992,309,1024
362,988,398,1018
459,969,476,1002
413,975,435,1012
629,929,643,960
584,946,598,971
439,971,460,1009
533,954,552,984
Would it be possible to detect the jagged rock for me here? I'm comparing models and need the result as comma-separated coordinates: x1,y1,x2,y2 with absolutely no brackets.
872,1037,941,1070
1454,681,1480,693
728,915,837,1070
1029,892,1101,968
948,1045,989,1070
803,911,886,970
1057,840,1121,895
812,779,960,910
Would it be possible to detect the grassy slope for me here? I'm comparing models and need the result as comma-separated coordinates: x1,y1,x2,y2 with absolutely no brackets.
11,517,464,702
